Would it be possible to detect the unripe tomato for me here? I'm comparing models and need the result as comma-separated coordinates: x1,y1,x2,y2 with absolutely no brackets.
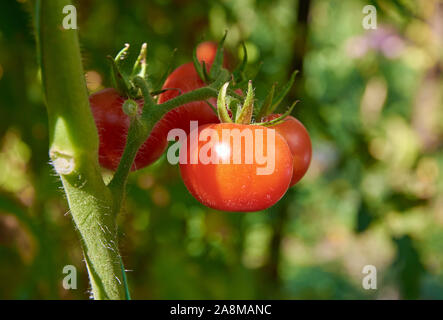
265,114,312,186
179,123,293,212
89,88,167,171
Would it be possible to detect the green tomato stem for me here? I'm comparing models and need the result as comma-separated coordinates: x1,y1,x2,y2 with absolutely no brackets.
35,0,234,300
35,0,126,300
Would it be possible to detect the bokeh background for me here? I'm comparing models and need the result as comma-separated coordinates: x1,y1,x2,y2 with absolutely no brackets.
1,0,443,299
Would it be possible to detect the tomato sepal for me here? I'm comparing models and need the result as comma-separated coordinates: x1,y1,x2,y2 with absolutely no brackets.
235,81,254,124
256,83,276,120
254,100,299,127
192,46,208,83
232,42,248,85
209,30,228,80
217,82,234,123
270,70,298,114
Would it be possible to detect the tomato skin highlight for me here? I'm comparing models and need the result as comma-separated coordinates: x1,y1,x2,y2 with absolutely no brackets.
265,114,312,186
179,123,293,212
89,88,167,171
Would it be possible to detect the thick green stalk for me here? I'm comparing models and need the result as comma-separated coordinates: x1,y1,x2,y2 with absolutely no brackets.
35,0,234,300
36,0,125,299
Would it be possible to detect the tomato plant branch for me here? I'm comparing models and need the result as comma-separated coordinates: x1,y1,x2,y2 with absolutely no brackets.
35,0,126,299
108,75,227,206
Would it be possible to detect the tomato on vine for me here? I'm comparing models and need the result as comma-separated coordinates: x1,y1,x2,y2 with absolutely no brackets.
179,82,296,212
179,122,293,212
157,40,236,137
90,41,229,171
264,114,312,186
157,62,220,136
257,71,312,186
89,88,167,171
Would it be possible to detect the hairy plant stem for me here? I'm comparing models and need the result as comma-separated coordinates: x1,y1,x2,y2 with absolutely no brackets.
36,0,125,299
35,0,228,299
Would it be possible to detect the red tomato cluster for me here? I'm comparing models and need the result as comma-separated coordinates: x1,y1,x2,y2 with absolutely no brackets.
89,42,221,171
89,42,312,211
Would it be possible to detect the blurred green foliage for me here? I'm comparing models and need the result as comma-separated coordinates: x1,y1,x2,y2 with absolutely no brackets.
0,0,443,299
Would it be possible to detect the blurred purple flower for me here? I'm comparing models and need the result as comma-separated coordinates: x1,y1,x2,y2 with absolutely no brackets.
346,26,406,59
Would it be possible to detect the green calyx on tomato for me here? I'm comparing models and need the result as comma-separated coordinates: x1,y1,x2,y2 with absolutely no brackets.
178,79,303,212
107,43,149,99
255,70,299,121
216,81,298,128
245,71,312,188
179,122,294,212
192,32,250,102
211,75,311,189
193,31,228,84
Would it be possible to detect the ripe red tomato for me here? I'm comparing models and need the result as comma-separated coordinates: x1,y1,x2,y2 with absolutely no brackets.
179,123,293,212
156,41,239,142
265,114,312,186
89,88,167,171
156,62,220,138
